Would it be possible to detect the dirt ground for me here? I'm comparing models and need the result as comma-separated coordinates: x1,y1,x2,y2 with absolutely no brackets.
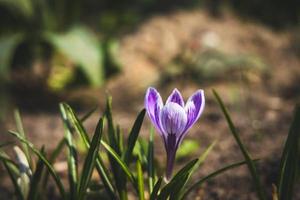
1,9,300,199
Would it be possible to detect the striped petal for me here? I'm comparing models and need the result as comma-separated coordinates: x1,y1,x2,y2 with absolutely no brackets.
184,89,205,132
160,102,187,137
145,87,163,133
166,88,184,107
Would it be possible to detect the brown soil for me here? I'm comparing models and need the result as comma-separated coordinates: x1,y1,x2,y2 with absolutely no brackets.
1,9,300,199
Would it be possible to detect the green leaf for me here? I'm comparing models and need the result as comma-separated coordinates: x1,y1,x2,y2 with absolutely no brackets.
0,151,19,169
176,139,200,159
278,105,300,200
157,159,198,200
123,109,146,163
3,160,24,200
213,89,266,200
60,103,78,199
46,26,104,86
77,118,103,200
101,140,135,183
147,127,155,193
0,0,33,19
61,103,116,199
80,105,98,122
42,138,65,189
8,131,66,199
181,159,259,199
105,96,118,152
14,109,32,168
136,159,145,200
0,141,15,148
27,147,45,200
104,96,126,199
172,141,216,200
150,177,162,200
0,34,23,81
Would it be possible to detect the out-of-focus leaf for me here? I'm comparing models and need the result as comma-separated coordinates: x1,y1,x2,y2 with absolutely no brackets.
213,89,266,200
176,139,200,159
47,53,75,91
0,34,23,81
0,0,33,19
278,105,300,200
46,27,104,86
104,39,122,74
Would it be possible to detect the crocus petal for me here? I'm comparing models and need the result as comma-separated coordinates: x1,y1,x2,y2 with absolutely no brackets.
166,88,184,107
160,102,187,137
184,89,205,132
145,87,163,133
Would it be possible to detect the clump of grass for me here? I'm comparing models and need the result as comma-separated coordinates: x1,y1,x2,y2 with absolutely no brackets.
0,91,299,200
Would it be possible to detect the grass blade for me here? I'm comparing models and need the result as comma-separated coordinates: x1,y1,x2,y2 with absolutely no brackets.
61,103,116,199
105,96,118,152
172,141,216,200
150,177,163,200
213,89,266,200
8,130,66,199
136,159,145,200
101,140,135,183
0,152,23,199
181,159,258,199
0,141,15,148
3,161,24,200
14,109,32,168
42,138,66,189
94,157,116,199
27,147,45,200
147,127,155,193
60,103,78,199
157,159,198,200
77,118,104,200
123,109,146,164
0,151,19,169
80,105,98,122
278,105,300,200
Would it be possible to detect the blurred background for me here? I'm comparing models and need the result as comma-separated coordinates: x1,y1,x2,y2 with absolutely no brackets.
1,0,300,199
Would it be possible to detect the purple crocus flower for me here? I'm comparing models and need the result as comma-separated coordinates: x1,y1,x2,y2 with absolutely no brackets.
145,87,205,180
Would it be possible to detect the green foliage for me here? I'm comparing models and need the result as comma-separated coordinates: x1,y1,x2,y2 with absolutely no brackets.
0,34,23,81
176,139,200,159
1,94,300,199
0,0,122,89
277,105,300,200
213,89,267,200
46,27,104,86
